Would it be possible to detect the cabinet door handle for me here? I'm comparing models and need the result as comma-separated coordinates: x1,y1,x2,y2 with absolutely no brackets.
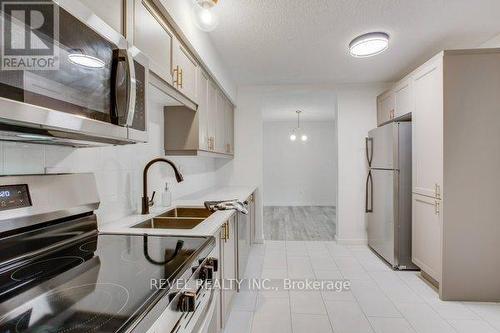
173,65,180,88
221,223,227,241
434,200,440,215
179,68,183,89
435,183,441,199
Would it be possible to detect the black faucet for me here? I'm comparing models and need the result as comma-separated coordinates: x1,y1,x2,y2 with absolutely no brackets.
142,158,184,215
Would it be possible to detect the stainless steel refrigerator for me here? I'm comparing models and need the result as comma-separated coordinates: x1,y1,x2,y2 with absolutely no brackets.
365,121,417,270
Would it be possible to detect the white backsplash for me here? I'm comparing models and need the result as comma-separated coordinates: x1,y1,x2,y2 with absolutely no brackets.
0,85,218,225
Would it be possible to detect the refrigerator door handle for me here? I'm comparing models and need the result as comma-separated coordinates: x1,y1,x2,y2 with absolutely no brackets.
365,137,373,167
365,171,374,213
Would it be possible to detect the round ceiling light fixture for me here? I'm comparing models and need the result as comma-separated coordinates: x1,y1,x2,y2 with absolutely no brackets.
194,0,219,32
349,32,389,58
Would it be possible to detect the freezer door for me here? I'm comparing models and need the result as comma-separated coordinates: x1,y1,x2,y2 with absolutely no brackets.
367,169,397,267
368,123,397,170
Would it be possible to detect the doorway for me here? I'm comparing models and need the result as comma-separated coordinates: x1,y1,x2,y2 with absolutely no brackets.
263,119,337,241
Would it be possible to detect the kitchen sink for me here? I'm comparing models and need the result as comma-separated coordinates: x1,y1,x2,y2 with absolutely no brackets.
158,207,213,218
131,207,213,230
132,217,205,229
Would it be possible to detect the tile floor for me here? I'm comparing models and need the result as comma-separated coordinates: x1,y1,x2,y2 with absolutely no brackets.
223,240,500,333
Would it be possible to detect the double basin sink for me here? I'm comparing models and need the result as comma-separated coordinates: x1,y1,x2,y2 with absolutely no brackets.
132,207,213,230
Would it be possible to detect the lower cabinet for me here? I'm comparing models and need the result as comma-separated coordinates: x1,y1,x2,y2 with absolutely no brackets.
412,193,442,283
219,216,237,328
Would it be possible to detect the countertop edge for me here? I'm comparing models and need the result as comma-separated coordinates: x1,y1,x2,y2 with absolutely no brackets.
98,186,256,237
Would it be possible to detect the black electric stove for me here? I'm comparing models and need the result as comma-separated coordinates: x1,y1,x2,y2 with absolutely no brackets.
0,174,216,333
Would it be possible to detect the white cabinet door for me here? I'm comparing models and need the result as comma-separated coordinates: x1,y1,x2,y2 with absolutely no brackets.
412,56,443,198
215,90,226,153
221,217,236,327
377,90,395,125
224,99,234,154
412,194,442,282
80,0,123,33
207,81,217,151
197,70,209,150
133,0,173,82
172,39,198,102
394,77,413,118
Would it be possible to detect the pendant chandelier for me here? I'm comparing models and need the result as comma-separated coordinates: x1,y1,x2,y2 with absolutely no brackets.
289,110,308,142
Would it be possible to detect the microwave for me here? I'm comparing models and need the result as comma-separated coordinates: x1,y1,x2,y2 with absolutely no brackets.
0,0,149,147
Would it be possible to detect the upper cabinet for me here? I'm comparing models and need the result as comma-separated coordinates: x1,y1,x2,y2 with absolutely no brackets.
164,67,234,158
197,70,209,151
394,77,414,118
207,80,218,152
80,0,236,158
79,0,124,33
215,90,227,153
376,77,413,126
172,40,199,102
376,90,395,126
224,100,234,154
412,56,443,199
132,0,173,83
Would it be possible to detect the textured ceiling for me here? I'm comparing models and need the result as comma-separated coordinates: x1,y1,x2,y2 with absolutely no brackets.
208,0,500,85
257,86,337,121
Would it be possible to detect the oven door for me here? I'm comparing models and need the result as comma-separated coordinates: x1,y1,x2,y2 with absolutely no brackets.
0,0,147,145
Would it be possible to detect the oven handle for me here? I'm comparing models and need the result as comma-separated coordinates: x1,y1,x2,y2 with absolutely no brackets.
125,47,137,127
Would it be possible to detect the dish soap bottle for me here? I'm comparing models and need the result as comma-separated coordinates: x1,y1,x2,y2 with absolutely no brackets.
161,182,172,207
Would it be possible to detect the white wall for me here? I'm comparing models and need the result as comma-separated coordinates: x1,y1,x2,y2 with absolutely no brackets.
0,85,218,225
335,84,388,244
263,120,337,206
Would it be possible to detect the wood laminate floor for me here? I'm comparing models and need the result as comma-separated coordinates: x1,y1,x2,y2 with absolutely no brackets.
263,206,336,241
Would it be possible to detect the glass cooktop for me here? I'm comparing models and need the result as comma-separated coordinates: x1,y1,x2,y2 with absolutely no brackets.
0,233,212,333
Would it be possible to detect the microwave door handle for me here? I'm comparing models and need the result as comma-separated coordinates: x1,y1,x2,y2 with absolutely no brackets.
125,48,137,127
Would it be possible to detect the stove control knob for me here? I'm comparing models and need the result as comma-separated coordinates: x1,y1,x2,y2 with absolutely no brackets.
178,291,196,313
199,265,214,281
198,258,218,272
207,258,218,272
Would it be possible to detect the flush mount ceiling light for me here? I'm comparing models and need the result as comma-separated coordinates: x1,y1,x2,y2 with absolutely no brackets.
68,53,105,69
194,0,219,32
349,32,389,58
289,110,308,142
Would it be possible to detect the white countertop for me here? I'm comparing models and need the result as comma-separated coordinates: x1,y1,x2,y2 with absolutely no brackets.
99,186,256,237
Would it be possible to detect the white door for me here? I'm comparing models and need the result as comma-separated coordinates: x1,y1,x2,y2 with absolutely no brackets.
412,194,442,282
133,0,173,82
394,78,414,118
412,56,443,199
